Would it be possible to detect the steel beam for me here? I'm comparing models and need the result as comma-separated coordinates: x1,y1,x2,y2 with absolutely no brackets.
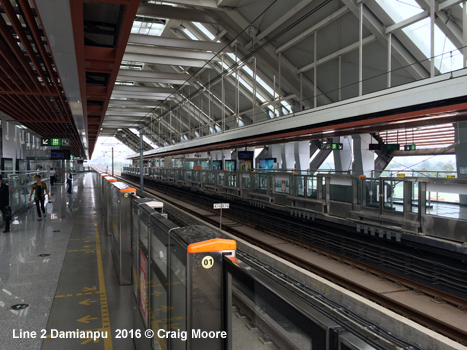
298,36,376,74
256,0,313,40
136,2,218,23
128,33,227,52
385,11,429,34
122,53,208,67
275,7,349,54
125,44,219,61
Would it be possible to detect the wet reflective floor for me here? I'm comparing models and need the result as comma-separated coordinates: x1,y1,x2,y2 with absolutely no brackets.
0,173,134,350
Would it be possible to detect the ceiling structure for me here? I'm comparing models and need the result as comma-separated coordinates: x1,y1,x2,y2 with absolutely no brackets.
0,0,84,155
1,0,466,159
96,0,467,159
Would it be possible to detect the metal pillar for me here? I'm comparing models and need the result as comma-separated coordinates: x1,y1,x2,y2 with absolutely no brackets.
464,0,467,68
430,0,435,77
338,56,342,101
387,33,392,88
314,31,317,108
359,1,363,96
139,126,144,193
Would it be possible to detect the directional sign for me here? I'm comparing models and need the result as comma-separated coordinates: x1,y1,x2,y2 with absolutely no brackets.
41,137,69,147
404,144,416,151
320,143,343,150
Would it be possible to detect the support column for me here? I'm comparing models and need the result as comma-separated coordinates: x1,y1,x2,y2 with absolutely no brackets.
463,0,467,68
455,122,467,205
352,134,375,177
283,142,295,170
359,1,363,96
334,137,352,174
295,141,310,171
269,144,282,169
387,33,392,88
430,0,435,77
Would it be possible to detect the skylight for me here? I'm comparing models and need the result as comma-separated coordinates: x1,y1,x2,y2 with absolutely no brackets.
131,20,165,36
376,0,463,73
193,22,216,41
181,26,199,41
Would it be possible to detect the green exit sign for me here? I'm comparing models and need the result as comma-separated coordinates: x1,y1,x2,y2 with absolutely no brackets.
404,144,416,151
41,138,70,147
71,156,74,160
50,138,61,146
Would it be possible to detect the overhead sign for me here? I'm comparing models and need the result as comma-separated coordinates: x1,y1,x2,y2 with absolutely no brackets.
320,143,343,150
446,175,456,178
384,144,400,151
404,144,416,151
397,173,406,178
369,144,401,151
41,138,70,147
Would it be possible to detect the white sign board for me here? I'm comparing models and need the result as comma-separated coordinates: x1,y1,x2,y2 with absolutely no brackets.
214,203,229,209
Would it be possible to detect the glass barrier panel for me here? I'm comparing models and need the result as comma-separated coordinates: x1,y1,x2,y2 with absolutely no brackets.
241,174,250,189
363,179,379,209
426,191,463,219
218,173,225,186
411,181,419,214
169,238,187,350
329,184,352,203
227,173,237,187
193,170,199,182
306,176,318,199
274,175,290,194
206,172,215,185
294,176,304,197
150,229,169,350
383,180,403,212
185,171,192,182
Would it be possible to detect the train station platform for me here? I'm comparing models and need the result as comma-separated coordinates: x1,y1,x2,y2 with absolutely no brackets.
0,173,133,350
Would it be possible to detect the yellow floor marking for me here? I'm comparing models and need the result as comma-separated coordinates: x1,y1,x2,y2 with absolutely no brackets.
55,291,101,298
82,337,100,345
79,299,97,306
66,249,95,253
95,221,113,350
77,315,98,324
83,286,97,292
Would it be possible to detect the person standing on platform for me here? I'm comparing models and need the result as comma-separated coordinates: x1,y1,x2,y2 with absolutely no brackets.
0,175,11,233
50,167,55,187
29,175,50,221
66,169,73,194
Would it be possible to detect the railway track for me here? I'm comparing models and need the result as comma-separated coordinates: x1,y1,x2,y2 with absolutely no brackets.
119,174,467,345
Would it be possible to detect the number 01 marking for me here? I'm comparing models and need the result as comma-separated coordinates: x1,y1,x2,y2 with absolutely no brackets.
202,256,214,269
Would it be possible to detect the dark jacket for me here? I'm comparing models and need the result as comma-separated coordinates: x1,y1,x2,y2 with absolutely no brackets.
0,182,9,207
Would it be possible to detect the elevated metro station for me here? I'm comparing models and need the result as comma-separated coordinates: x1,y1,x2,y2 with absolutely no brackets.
0,0,467,349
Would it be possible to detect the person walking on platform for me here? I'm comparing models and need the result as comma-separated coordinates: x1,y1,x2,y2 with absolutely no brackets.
0,175,11,233
29,175,50,221
66,169,73,194
50,167,55,187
